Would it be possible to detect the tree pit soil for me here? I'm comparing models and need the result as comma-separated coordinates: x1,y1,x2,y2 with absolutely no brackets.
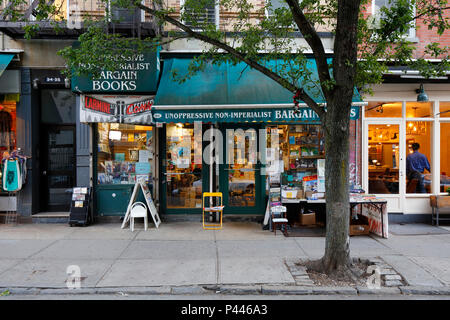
297,260,371,287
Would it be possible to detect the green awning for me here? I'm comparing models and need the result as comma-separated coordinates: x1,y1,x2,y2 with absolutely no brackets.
153,57,363,123
0,54,14,77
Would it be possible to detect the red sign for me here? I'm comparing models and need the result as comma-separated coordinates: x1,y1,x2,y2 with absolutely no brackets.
84,96,113,115
125,99,154,115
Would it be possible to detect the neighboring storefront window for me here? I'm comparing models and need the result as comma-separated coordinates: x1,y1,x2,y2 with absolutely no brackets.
405,121,432,193
166,123,202,209
440,123,450,192
365,101,402,118
97,123,154,184
0,100,17,192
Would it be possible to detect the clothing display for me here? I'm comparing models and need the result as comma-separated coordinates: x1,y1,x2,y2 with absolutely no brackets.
1,150,27,192
2,159,21,192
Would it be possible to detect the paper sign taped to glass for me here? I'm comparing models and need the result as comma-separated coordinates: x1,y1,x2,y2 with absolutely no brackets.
135,162,151,174
80,95,154,124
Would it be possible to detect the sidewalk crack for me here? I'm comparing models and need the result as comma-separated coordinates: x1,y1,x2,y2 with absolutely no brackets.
93,230,140,287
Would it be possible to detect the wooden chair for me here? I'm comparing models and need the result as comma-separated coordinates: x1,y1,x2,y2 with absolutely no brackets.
271,206,288,236
369,179,391,194
430,195,450,226
406,179,418,193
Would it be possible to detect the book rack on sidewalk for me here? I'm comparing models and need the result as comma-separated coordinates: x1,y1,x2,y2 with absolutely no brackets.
69,187,92,227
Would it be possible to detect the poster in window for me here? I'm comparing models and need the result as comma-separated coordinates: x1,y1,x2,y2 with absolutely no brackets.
105,161,113,174
135,162,151,174
138,150,150,163
129,150,138,161
115,153,125,161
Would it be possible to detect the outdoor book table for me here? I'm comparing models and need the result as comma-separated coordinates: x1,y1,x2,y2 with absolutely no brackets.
281,196,388,238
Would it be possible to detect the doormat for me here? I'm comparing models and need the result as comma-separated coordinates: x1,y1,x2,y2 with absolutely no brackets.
389,223,450,236
284,226,326,237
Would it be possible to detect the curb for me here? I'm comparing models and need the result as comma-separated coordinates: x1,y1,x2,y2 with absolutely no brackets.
1,285,450,296
400,286,450,295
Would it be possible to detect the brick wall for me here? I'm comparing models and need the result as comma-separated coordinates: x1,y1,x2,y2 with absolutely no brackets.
361,1,450,59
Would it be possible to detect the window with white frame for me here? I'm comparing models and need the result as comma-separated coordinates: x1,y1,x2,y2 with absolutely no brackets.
265,0,299,31
180,0,219,30
372,0,416,39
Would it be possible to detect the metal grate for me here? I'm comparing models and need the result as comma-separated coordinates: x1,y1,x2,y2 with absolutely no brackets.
4,192,18,225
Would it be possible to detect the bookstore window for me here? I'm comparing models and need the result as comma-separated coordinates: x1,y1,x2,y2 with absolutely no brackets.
97,123,154,185
166,123,202,209
267,124,325,199
226,128,257,207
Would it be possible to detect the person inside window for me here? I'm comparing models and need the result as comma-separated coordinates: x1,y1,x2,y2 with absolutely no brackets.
406,142,431,193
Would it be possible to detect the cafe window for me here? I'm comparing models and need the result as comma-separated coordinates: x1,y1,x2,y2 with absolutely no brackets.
166,123,202,209
405,121,432,193
368,124,400,194
406,102,433,118
439,102,450,118
365,102,402,118
440,123,450,193
97,123,154,185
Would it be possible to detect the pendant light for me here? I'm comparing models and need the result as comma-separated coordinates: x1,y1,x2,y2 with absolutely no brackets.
416,84,429,102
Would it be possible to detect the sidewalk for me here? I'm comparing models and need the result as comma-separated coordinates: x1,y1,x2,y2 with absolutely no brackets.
0,221,450,297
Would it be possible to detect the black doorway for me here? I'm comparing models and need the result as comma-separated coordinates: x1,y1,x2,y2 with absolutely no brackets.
40,125,76,212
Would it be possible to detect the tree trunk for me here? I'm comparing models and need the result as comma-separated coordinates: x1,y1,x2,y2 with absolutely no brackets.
305,0,361,275
322,98,352,273
307,96,353,275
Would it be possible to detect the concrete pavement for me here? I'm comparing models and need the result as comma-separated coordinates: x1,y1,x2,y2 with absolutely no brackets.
0,221,450,297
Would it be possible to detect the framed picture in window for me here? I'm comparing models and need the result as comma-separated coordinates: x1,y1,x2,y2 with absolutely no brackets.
129,149,139,161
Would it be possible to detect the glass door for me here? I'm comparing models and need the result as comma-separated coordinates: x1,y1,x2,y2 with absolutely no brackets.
40,125,76,212
220,124,263,214
364,120,404,212
161,123,208,213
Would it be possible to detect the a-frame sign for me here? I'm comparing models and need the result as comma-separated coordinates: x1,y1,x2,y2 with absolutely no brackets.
121,181,161,229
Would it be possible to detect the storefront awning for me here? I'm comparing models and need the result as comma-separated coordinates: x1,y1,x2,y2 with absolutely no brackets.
152,57,364,123
0,54,14,77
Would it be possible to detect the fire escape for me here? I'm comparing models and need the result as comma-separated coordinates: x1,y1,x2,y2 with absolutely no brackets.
0,0,161,39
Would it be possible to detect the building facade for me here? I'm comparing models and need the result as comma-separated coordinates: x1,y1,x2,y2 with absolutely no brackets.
0,0,449,223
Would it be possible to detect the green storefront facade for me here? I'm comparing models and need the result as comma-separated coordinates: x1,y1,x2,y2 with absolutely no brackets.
76,54,364,219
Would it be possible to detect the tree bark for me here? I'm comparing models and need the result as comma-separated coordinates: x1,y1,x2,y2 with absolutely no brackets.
322,97,352,273
307,0,361,275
